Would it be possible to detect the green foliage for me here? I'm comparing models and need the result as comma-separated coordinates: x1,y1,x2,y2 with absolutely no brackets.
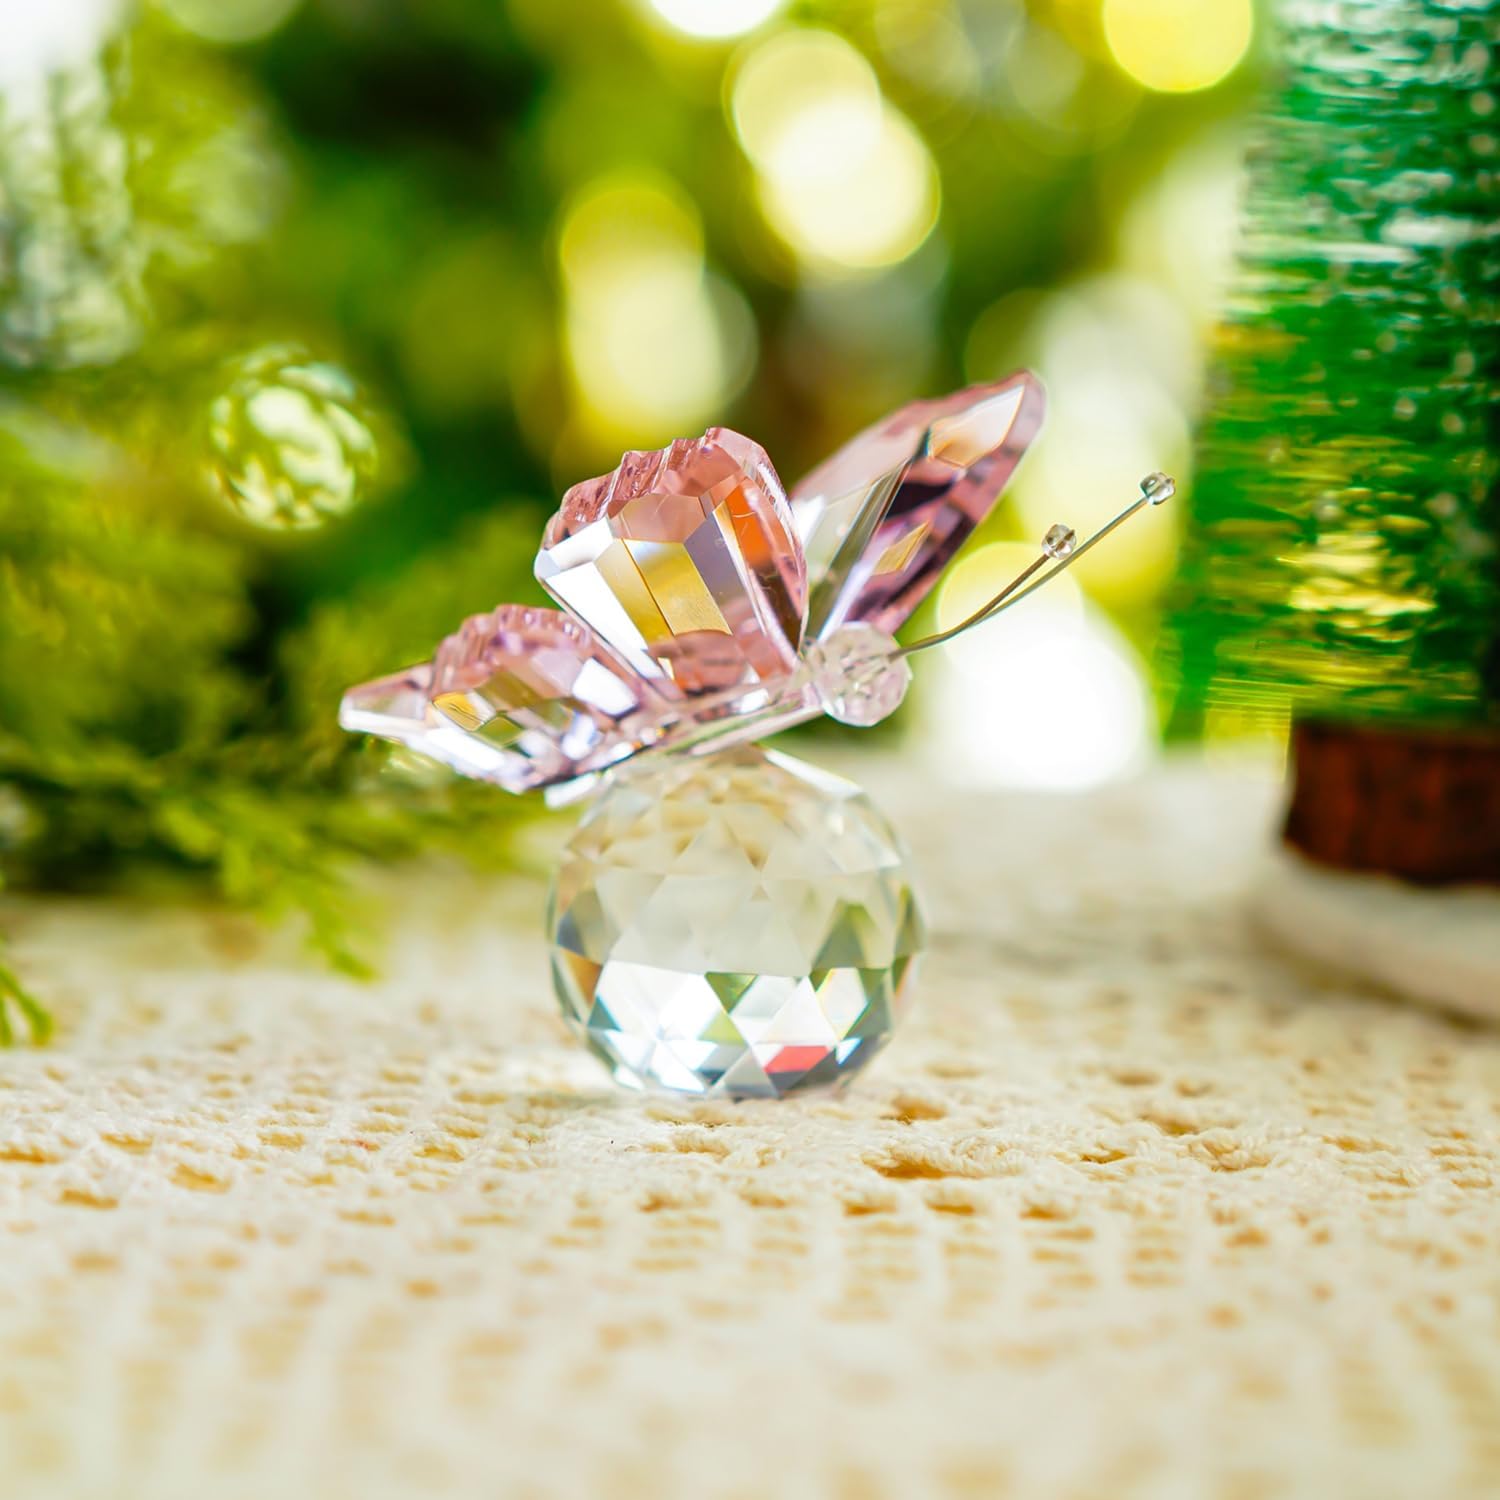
0,413,537,1001
0,15,556,1038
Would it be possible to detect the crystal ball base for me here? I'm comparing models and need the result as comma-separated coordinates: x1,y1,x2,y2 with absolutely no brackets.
547,748,925,1099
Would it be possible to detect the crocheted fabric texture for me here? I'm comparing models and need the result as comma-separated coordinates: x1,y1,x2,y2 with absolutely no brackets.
2,761,1498,1500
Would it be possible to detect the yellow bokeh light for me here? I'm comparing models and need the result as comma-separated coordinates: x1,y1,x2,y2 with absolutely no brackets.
647,0,784,41
731,29,939,273
1017,378,1187,605
755,106,938,271
565,262,740,438
557,174,755,447
1102,0,1252,93
874,0,981,101
964,277,1191,605
1117,133,1245,332
732,30,882,177
559,174,703,292
158,0,304,45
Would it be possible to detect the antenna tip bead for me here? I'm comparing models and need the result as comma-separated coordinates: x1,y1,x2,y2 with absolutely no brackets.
1141,472,1175,505
1042,523,1077,559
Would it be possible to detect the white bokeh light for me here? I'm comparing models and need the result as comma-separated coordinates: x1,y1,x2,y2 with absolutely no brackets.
1,0,122,112
926,588,1154,792
647,0,785,41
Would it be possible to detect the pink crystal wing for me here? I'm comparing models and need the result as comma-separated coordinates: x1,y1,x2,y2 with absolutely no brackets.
534,429,808,701
789,373,1045,638
338,605,654,792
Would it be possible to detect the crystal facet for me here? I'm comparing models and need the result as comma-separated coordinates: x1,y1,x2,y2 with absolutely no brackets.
339,605,651,792
790,373,1045,638
802,622,911,727
535,429,807,700
548,748,924,1098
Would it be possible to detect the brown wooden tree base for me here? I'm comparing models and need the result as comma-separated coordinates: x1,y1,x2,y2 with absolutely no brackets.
1284,719,1500,885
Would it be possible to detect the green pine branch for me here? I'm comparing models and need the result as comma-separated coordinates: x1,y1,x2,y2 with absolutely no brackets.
0,955,50,1046
0,414,545,1043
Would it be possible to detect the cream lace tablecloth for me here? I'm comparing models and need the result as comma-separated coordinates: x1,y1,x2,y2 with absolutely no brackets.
3,759,1499,1500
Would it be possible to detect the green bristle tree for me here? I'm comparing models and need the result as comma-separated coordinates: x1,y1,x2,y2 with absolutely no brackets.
1167,0,1500,738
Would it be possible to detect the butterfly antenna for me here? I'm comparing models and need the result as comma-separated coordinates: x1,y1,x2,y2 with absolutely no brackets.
899,471,1175,656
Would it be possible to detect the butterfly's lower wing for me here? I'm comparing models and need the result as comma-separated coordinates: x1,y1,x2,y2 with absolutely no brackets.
338,606,655,791
791,373,1046,638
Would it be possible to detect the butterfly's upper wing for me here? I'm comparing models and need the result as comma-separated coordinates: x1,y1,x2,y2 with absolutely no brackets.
790,373,1045,639
534,428,807,707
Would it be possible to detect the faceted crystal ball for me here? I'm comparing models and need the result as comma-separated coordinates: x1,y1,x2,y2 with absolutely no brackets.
548,748,925,1099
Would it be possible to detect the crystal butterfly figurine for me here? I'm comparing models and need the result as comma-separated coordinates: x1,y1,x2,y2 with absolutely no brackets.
340,373,1173,1100
340,371,1173,799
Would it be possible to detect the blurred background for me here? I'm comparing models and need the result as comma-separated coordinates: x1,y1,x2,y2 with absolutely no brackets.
0,0,1259,974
